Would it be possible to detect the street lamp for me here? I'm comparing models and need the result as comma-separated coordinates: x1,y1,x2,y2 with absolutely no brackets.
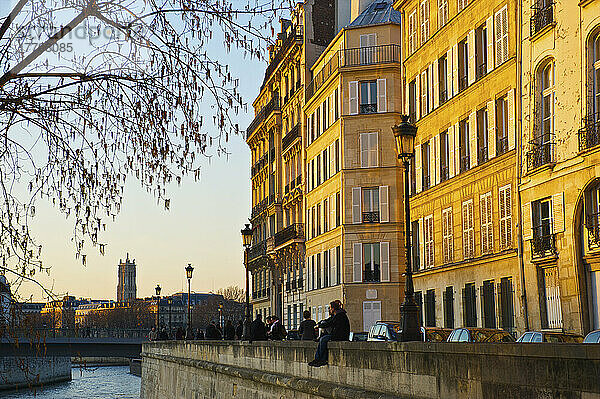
241,223,253,340
392,115,421,342
185,264,194,335
155,284,161,331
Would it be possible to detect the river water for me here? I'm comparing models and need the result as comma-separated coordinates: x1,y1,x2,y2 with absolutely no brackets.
0,366,140,399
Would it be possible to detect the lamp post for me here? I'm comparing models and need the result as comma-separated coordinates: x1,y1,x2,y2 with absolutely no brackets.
155,284,161,331
185,264,194,334
392,115,421,342
241,223,253,340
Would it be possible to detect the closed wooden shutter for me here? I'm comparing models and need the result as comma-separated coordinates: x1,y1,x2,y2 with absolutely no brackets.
405,82,411,114
487,100,496,159
553,192,565,233
330,193,336,229
469,111,477,168
379,186,389,223
377,79,387,113
468,29,475,85
486,16,494,73
434,134,441,185
544,267,563,329
446,48,453,98
352,187,362,224
501,7,509,64
353,243,363,282
415,143,422,193
452,43,459,95
499,184,513,249
415,73,421,119
330,248,337,286
428,64,434,113
454,123,460,176
369,132,378,167
522,202,532,240
380,242,390,282
507,89,515,150
349,81,359,115
360,133,368,168
448,125,455,178
433,59,439,108
419,217,425,268
480,192,494,254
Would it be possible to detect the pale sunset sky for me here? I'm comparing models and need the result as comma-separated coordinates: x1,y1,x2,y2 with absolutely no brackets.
2,0,271,301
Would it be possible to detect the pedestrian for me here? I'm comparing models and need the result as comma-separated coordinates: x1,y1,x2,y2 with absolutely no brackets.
249,314,267,342
298,310,317,341
235,320,244,340
196,329,205,340
268,315,287,340
175,327,185,340
308,300,350,367
148,327,158,341
159,328,169,340
224,320,236,340
206,321,222,340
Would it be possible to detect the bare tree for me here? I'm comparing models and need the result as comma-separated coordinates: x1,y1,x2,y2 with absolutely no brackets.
0,0,286,296
216,285,244,302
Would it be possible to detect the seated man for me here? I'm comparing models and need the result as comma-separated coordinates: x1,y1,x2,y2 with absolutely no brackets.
308,300,350,367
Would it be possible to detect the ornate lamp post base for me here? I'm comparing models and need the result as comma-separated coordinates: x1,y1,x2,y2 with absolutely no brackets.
399,297,421,341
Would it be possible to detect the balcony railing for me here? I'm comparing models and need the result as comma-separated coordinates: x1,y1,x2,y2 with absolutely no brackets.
248,241,267,261
282,123,300,151
526,141,553,171
305,52,340,100
478,146,489,165
460,155,470,173
360,104,377,114
476,63,487,81
274,223,304,247
362,211,380,223
458,75,468,92
440,165,449,182
246,96,280,139
439,89,448,105
251,198,269,218
579,113,600,151
497,135,509,156
343,44,401,67
586,213,600,248
363,268,380,283
530,232,557,259
422,174,431,190
531,1,553,36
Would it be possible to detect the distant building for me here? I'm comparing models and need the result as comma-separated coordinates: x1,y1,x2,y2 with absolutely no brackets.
0,276,12,325
117,254,137,302
41,296,85,329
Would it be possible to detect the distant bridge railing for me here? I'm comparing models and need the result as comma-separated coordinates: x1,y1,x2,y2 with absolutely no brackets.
2,327,151,340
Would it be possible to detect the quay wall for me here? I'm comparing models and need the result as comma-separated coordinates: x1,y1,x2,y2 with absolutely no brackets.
141,341,600,399
0,355,71,391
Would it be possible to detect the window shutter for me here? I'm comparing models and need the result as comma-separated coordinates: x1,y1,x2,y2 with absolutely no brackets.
494,10,503,67
330,193,336,228
419,217,425,267
469,111,477,167
487,100,496,159
360,133,368,168
369,132,379,167
434,134,441,185
486,16,494,73
552,192,565,233
329,93,335,125
379,186,389,223
448,125,455,178
433,59,439,108
428,64,434,113
330,248,336,286
446,48,453,98
380,242,390,282
507,89,515,150
405,82,410,114
329,143,335,177
415,73,421,119
349,81,359,115
452,43,459,95
501,6,509,64
523,202,532,240
352,187,362,224
415,143,422,193
353,243,363,282
377,79,387,113
468,29,475,85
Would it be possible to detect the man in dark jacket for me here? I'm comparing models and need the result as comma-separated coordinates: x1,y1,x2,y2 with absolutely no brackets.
267,315,287,340
299,310,317,341
308,300,349,367
235,320,244,340
249,314,267,342
205,321,222,340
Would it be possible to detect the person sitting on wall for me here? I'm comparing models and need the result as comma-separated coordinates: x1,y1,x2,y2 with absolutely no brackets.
308,300,350,367
249,313,267,342
267,315,287,340
298,310,317,341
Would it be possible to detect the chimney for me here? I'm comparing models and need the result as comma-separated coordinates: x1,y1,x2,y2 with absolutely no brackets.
351,0,373,22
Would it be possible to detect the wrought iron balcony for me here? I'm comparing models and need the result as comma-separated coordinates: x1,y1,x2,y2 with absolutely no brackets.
531,1,553,36
360,104,377,114
460,155,470,173
305,52,340,100
274,223,304,247
296,175,301,187
440,165,449,182
497,135,509,156
248,241,267,261
526,141,553,171
476,63,487,81
246,96,280,139
458,76,468,92
478,146,489,165
530,232,557,259
587,213,600,248
282,123,300,151
439,89,448,105
363,268,380,283
362,211,380,223
343,44,401,67
579,114,600,151
422,174,431,190
285,184,289,194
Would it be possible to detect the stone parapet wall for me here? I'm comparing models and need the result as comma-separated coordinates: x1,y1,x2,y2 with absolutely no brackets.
141,341,600,399
0,356,71,391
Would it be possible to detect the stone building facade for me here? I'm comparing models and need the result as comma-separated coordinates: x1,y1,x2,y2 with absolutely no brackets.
117,254,137,303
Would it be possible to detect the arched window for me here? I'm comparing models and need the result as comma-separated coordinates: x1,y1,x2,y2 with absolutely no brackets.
539,61,554,143
592,31,600,118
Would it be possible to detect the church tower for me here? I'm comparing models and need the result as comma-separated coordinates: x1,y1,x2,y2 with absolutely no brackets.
117,254,137,302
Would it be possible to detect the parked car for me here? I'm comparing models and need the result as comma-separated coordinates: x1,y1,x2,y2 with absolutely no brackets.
517,331,583,343
583,330,600,343
367,321,402,342
447,328,515,343
422,327,453,342
349,331,368,341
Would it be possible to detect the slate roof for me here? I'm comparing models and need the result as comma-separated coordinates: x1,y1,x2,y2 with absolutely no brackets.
347,0,402,28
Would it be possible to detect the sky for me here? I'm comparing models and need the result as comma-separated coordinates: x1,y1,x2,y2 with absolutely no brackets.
2,0,270,302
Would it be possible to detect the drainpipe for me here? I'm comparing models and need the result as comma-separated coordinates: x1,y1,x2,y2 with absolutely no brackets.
516,0,529,331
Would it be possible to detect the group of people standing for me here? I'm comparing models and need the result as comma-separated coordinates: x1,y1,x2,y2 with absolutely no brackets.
148,319,244,341
249,314,287,341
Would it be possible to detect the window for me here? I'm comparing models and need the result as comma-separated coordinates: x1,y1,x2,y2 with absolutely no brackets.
443,286,454,328
410,156,417,195
494,6,509,66
359,33,377,64
408,9,418,54
363,243,381,282
593,32,600,118
531,0,553,36
582,31,600,150
359,81,377,114
316,154,321,186
316,203,321,235
421,69,430,114
531,197,554,257
442,207,453,263
585,184,600,248
336,192,341,227
458,37,468,92
499,185,513,250
438,55,448,104
457,0,469,12
415,291,424,326
462,282,477,327
499,277,515,331
323,251,329,287
316,253,322,289
425,289,436,327
496,95,509,155
477,108,488,164
440,131,449,181
323,198,329,232
438,0,448,28
409,79,417,122
475,24,488,80
529,62,554,170
424,215,434,268
335,88,340,120
542,267,562,329
420,1,430,44
422,141,431,190
412,220,421,271
482,280,496,328
335,139,340,172
480,192,493,255
360,132,378,167
336,246,341,284
362,188,380,223
459,118,470,172
462,199,475,259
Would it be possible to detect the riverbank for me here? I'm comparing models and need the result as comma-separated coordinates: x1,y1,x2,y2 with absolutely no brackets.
0,356,71,391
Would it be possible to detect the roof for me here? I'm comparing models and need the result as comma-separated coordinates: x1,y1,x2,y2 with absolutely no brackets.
347,0,402,28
